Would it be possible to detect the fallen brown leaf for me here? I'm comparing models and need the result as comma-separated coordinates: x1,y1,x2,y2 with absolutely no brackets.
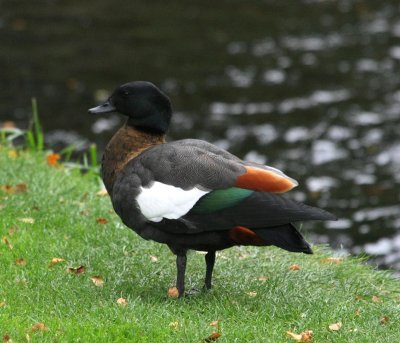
48,257,65,268
117,297,128,306
15,183,27,193
91,275,104,286
31,322,48,332
257,276,269,281
355,295,363,301
167,287,180,298
3,334,12,343
96,217,108,224
328,322,342,331
67,265,85,274
321,257,343,264
1,185,15,194
372,295,381,303
2,236,13,250
286,330,313,342
15,258,27,266
204,332,221,342
379,316,389,325
355,308,361,316
288,264,301,271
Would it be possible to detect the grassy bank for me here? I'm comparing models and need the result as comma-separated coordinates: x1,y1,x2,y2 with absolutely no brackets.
0,146,399,342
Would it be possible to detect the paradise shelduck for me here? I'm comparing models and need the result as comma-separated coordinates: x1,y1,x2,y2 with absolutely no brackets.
89,81,336,297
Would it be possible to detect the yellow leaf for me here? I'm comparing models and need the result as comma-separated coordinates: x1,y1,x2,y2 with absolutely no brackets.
286,330,313,342
48,257,65,268
167,287,180,298
321,257,343,264
0,301,6,308
246,291,257,297
209,320,219,327
169,321,180,330
18,218,35,224
117,297,128,306
90,276,104,286
8,149,18,159
328,322,342,331
288,264,301,271
96,189,108,196
31,322,48,332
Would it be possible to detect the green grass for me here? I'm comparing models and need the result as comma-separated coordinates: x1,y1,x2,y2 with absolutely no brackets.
0,146,399,343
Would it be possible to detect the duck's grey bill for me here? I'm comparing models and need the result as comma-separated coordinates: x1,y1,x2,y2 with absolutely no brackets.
88,101,116,114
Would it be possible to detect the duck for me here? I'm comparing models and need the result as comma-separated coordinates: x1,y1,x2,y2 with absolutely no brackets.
89,81,336,297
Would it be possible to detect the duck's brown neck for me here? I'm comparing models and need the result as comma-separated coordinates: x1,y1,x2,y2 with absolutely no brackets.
102,122,166,193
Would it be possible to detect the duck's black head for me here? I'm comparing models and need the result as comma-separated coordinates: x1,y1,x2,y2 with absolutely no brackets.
89,81,172,133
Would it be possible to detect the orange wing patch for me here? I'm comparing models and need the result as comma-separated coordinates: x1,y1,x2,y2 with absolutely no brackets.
229,226,266,246
235,166,298,193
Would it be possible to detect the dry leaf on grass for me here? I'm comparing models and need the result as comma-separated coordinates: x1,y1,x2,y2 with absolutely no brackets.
167,287,180,298
47,153,60,166
286,330,313,342
31,322,48,332
96,189,108,196
379,316,389,325
117,297,128,306
15,258,27,266
91,276,104,286
209,321,219,327
96,217,108,224
149,255,158,262
203,332,221,342
17,218,35,224
321,257,343,264
2,236,13,250
288,264,301,271
48,257,65,268
2,334,12,343
169,321,180,330
67,265,85,274
246,291,257,297
257,276,269,281
372,295,381,303
0,301,6,308
328,322,342,331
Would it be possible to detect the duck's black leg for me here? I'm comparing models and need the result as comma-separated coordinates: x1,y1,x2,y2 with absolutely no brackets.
176,252,187,297
204,250,216,290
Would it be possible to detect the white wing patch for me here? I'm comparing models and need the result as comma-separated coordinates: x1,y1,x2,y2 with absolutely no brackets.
136,181,209,222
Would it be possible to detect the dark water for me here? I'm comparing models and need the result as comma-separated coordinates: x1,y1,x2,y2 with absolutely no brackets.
1,0,400,269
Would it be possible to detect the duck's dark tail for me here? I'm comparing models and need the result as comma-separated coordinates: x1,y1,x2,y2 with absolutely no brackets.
254,223,313,254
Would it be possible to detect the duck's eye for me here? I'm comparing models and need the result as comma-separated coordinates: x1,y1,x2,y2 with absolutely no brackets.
121,90,130,97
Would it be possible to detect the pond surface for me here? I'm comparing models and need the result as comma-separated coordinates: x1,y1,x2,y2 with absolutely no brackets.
1,0,400,269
